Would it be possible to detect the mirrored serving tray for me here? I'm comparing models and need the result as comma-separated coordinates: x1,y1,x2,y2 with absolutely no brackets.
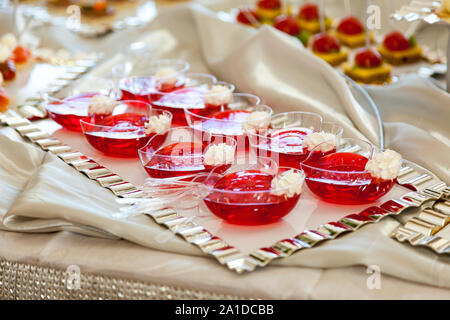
1,101,447,273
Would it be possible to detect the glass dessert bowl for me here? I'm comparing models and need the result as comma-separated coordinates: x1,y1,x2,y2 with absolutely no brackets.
197,157,305,225
44,92,109,132
118,59,190,102
138,127,237,180
301,138,402,205
150,75,233,126
185,95,269,152
250,112,343,169
80,101,172,158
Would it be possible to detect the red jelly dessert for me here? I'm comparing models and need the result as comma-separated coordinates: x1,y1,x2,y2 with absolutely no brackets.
355,48,383,68
236,8,260,25
254,128,313,168
82,113,156,158
81,102,168,158
142,142,231,179
337,16,364,35
0,59,16,81
45,93,99,132
302,152,395,205
119,75,186,102
118,59,190,102
203,169,302,225
154,81,235,126
152,87,212,126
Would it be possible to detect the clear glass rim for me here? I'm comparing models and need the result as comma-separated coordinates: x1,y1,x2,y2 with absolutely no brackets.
152,80,235,100
79,100,154,130
138,126,237,161
185,103,272,124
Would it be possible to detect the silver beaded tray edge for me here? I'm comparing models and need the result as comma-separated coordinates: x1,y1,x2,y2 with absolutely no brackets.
1,107,449,273
11,56,101,120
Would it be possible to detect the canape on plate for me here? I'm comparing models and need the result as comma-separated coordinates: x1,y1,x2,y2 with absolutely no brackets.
343,48,391,84
296,2,332,34
377,31,422,65
335,15,373,48
311,33,348,66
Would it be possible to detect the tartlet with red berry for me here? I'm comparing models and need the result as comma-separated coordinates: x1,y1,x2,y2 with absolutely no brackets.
335,15,373,48
296,2,332,34
343,48,391,84
377,31,422,65
311,33,348,66
256,0,282,22
274,15,309,45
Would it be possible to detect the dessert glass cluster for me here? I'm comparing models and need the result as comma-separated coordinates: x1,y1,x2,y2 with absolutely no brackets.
42,57,403,226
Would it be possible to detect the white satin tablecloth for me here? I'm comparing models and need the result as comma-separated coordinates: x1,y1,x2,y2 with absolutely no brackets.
0,1,449,299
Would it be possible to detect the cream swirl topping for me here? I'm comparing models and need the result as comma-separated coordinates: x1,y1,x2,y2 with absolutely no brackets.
203,143,235,166
365,149,402,180
270,169,304,198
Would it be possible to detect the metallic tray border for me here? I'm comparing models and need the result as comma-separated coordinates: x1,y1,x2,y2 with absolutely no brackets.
391,192,450,255
1,113,448,273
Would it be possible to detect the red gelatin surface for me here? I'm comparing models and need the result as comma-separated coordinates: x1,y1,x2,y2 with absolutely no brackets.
152,87,222,126
46,93,99,132
84,113,162,158
256,128,311,168
201,109,251,150
144,142,230,178
304,152,395,204
204,170,300,225
119,76,185,103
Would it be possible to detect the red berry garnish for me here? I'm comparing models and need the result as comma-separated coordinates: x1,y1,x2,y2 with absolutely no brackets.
354,48,383,68
337,16,364,35
383,31,410,51
237,8,260,25
298,2,319,21
0,59,16,81
274,15,300,35
257,0,281,10
312,33,341,53
11,45,31,64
